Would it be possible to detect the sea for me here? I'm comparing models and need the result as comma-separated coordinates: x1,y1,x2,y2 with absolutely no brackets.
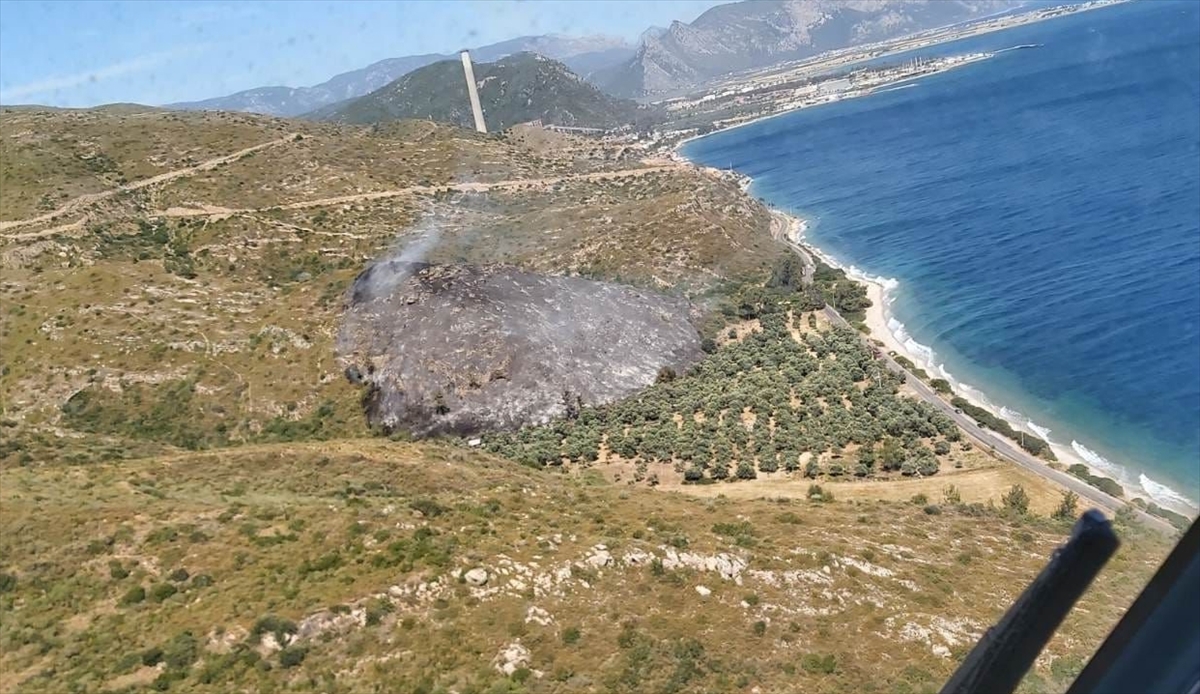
682,0,1200,512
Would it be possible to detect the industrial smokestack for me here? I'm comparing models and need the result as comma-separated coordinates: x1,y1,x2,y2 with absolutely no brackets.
460,50,487,134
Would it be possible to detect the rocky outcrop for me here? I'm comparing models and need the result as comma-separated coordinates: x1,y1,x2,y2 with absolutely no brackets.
493,642,534,676
338,261,704,437
602,0,1017,97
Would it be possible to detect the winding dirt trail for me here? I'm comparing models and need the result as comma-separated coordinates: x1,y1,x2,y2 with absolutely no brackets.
0,138,680,238
0,133,298,233
150,164,682,219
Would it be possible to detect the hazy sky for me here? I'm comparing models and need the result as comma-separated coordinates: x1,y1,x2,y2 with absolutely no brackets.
0,0,728,107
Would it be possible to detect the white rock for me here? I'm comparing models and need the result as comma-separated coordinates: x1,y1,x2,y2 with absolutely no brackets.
260,632,282,653
623,548,653,565
493,641,532,676
932,644,951,658
695,585,712,597
465,568,489,586
586,550,613,568
525,606,555,626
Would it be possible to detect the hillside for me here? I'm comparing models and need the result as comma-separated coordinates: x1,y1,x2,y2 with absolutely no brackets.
314,53,655,131
169,35,634,117
0,440,1174,693
0,107,777,464
600,0,1018,97
0,104,1179,694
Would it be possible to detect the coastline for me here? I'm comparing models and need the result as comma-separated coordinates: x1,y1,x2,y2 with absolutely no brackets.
665,0,1197,519
766,205,1198,516
667,0,1131,159
668,51,995,162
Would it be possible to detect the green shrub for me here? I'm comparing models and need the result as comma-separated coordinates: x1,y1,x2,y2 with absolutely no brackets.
807,484,833,503
365,597,394,626
149,583,178,602
409,498,447,517
1065,464,1125,498
121,585,146,605
278,646,307,668
252,615,298,644
1052,491,1079,521
1002,485,1030,515
562,626,582,645
141,646,164,666
163,631,199,670
108,560,130,580
801,653,837,674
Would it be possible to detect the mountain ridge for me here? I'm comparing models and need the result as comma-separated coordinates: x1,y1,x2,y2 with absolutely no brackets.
600,0,1021,97
168,34,634,117
313,52,655,131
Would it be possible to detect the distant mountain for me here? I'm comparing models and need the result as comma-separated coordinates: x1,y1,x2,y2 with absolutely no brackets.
312,52,655,132
601,0,1020,97
168,35,634,117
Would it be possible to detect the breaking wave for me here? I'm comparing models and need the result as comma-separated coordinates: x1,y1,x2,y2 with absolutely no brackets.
1071,440,1129,480
1140,474,1196,510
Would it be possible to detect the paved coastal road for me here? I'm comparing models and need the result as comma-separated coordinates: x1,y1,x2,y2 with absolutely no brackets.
775,227,1175,534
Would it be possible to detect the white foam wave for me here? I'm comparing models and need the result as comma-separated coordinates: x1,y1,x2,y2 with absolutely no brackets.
995,406,1052,440
1027,421,1052,440
844,264,899,293
1070,440,1127,480
1139,474,1197,511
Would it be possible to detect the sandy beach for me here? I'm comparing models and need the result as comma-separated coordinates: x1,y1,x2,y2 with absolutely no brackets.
766,205,1196,516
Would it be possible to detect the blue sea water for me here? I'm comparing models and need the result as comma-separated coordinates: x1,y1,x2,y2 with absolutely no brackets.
683,0,1200,509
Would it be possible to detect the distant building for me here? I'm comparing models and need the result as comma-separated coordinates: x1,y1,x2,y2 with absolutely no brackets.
816,78,852,96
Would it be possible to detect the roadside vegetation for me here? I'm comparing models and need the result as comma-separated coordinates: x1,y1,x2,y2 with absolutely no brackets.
949,398,1055,460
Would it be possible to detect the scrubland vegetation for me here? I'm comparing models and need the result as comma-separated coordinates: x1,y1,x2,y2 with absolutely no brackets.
0,108,1184,693
0,443,1174,693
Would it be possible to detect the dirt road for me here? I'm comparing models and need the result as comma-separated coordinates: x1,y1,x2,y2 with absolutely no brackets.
150,164,681,218
0,134,299,233
0,155,681,240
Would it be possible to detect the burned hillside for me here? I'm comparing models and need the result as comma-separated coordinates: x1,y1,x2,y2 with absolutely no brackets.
338,259,704,437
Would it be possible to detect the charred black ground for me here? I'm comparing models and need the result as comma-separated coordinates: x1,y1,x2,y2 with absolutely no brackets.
337,259,703,437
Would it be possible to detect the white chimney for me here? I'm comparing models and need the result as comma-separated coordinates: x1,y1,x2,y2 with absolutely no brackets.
460,51,487,134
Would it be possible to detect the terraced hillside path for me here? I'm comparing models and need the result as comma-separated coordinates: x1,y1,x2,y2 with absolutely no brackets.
0,139,682,239
151,164,684,219
0,133,299,233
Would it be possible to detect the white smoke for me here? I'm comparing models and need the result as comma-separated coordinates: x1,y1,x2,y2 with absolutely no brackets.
353,219,444,303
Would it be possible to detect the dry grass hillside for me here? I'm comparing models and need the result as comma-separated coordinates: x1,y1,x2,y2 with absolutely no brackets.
0,107,1177,694
0,441,1173,694
0,108,780,462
